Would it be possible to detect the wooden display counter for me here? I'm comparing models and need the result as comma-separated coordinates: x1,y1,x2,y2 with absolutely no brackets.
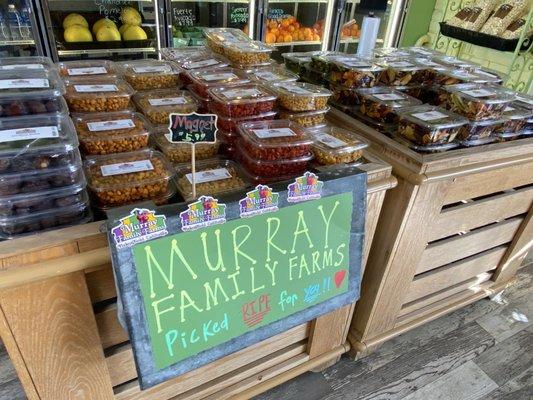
0,151,395,400
329,109,533,359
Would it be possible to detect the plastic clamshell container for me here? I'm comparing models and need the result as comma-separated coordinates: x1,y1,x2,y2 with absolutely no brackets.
0,200,91,239
301,64,326,85
204,28,251,54
435,69,493,86
271,82,331,112
57,60,117,78
472,67,504,85
373,47,412,58
514,93,533,111
443,83,516,121
132,89,198,125
186,85,211,113
160,46,212,62
0,56,56,72
0,183,87,217
281,51,323,74
220,41,273,67
152,128,219,163
457,118,505,141
0,93,68,119
278,107,329,128
246,65,299,84
307,125,368,165
119,60,181,90
238,119,314,160
0,69,65,103
63,77,134,113
392,132,460,153
208,84,277,117
328,81,360,106
497,104,533,134
237,143,313,177
310,52,361,73
73,111,151,155
188,68,250,98
431,55,477,70
358,87,422,124
403,47,441,57
329,59,385,88
377,59,430,86
181,54,230,72
175,158,248,202
397,105,468,145
84,149,175,207
217,110,277,133
411,57,449,72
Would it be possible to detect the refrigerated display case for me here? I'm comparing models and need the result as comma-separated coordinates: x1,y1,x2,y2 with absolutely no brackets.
0,0,47,57
39,0,165,61
164,1,255,47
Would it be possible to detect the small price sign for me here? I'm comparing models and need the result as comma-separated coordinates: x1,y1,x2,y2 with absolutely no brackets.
168,112,218,144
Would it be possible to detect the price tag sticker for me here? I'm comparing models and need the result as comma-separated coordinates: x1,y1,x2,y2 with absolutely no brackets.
67,67,108,76
148,97,188,106
461,89,495,98
253,127,296,139
88,119,135,132
186,168,232,184
373,93,405,101
0,126,59,142
74,84,118,92
101,160,154,176
0,79,50,89
412,110,449,121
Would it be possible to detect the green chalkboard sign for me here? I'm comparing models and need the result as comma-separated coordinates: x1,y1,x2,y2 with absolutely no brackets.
108,171,366,389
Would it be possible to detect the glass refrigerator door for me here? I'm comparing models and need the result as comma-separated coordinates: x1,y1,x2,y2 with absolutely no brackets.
40,0,165,61
165,0,254,48
263,0,335,59
337,0,404,54
0,0,45,57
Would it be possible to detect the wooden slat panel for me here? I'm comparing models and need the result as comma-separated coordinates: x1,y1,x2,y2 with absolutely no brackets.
109,323,309,388
95,304,128,349
363,190,387,270
429,186,533,241
444,161,533,205
1,242,79,271
417,217,522,274
400,273,492,317
307,304,352,359
85,265,117,304
406,247,506,304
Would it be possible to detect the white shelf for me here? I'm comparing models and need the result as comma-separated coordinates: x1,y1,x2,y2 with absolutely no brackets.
58,47,156,56
271,40,322,47
0,39,35,46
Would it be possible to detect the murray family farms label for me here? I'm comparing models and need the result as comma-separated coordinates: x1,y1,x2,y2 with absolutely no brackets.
132,192,353,370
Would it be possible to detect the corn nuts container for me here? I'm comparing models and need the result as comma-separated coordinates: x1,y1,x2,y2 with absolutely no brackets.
133,89,198,125
64,77,134,113
119,60,181,90
308,125,368,165
271,82,331,112
152,128,219,164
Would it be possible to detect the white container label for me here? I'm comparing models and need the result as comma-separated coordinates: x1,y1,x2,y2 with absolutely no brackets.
504,106,515,112
373,93,405,101
148,97,188,106
285,85,312,95
100,160,154,176
74,84,118,92
186,168,232,184
293,56,311,62
202,72,237,82
315,132,347,149
0,79,49,89
412,110,449,121
132,65,171,73
221,88,261,99
0,64,44,70
87,119,135,132
0,126,59,142
187,59,221,69
67,67,108,76
461,89,495,98
253,127,296,139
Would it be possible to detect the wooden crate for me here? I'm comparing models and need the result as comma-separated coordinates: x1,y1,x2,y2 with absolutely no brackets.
330,109,533,358
0,151,395,400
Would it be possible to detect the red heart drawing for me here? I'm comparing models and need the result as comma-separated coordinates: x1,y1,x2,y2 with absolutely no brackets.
334,269,347,288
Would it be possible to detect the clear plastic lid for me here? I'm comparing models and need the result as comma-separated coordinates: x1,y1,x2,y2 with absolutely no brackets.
403,47,441,57
133,89,198,125
282,51,324,65
64,77,134,102
208,84,277,106
0,69,65,100
204,28,251,45
436,69,494,85
411,57,449,71
119,59,181,77
188,68,251,90
308,125,368,156
160,46,212,62
221,41,273,66
397,104,468,130
431,55,477,69
271,82,331,112
443,83,516,105
175,158,248,201
0,113,78,158
217,110,277,133
246,65,299,84
373,48,412,58
181,54,230,71
514,94,533,111
237,142,313,176
472,67,504,84
0,57,56,72
238,119,314,150
277,107,329,128
58,60,117,78
377,58,426,72
502,104,533,120
330,58,385,73
358,87,422,109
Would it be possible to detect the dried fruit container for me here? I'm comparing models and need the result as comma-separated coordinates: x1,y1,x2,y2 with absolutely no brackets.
329,59,385,88
160,46,212,62
188,68,250,98
278,107,329,128
472,67,504,85
378,59,430,86
328,82,360,106
392,132,460,153
152,127,219,163
310,52,361,73
300,64,326,85
208,84,277,117
84,149,175,207
58,60,117,78
237,143,312,177
0,56,56,72
63,77,134,113
217,110,277,133
457,118,505,141
514,93,533,111
397,105,468,145
73,111,152,155
271,82,331,112
119,60,181,90
133,89,198,125
246,65,299,84
496,104,532,134
238,119,314,160
435,69,493,86
0,69,66,118
308,125,368,165
358,87,422,124
443,83,516,121
281,51,322,74
175,158,248,201
221,41,273,67
0,200,91,239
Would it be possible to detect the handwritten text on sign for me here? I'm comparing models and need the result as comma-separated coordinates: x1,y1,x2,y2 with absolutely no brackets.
133,193,353,369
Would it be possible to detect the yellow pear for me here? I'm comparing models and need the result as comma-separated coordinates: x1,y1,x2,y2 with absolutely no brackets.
92,18,117,36
122,25,147,41
64,25,92,42
121,6,142,26
119,24,132,35
96,26,121,42
63,13,88,30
